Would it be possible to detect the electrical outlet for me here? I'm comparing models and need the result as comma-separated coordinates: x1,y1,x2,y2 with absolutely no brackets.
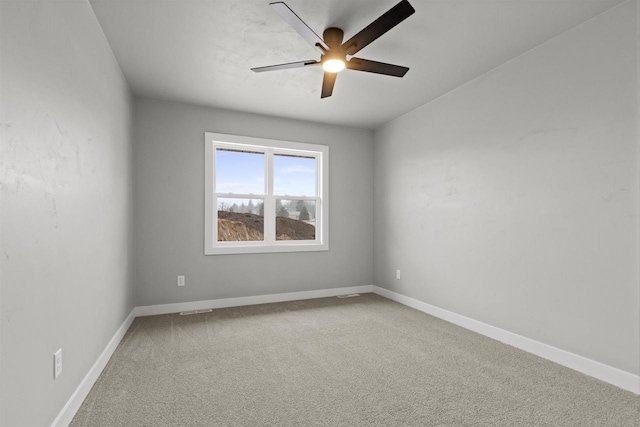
396,269,401,280
177,275,185,287
53,348,62,379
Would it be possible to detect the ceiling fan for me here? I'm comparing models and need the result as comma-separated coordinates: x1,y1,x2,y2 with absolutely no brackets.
251,0,415,98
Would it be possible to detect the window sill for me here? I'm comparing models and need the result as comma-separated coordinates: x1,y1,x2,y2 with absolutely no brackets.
205,242,329,256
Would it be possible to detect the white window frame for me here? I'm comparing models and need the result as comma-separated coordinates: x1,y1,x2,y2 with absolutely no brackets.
204,132,329,255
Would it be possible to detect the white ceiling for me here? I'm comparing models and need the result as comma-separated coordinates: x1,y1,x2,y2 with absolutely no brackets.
89,0,624,129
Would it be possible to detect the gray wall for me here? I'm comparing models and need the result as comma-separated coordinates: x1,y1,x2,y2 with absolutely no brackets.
133,99,373,306
373,1,639,376
0,1,134,426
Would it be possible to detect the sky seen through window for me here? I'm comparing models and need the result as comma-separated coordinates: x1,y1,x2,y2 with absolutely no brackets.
216,149,316,196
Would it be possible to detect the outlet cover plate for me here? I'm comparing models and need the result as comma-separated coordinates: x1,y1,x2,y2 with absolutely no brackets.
54,348,62,379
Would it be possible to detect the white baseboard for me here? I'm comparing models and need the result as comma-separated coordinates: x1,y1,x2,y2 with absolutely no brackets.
134,285,374,317
372,286,640,395
50,309,136,427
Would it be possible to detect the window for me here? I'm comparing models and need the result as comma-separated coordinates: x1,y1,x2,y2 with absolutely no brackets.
204,132,328,255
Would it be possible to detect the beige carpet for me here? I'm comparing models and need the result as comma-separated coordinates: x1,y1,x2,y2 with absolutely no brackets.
71,293,639,426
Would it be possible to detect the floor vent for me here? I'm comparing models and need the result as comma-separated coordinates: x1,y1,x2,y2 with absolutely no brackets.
337,293,361,299
179,309,213,316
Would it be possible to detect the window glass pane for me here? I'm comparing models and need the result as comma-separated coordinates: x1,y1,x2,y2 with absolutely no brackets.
218,198,264,241
275,199,316,241
273,154,316,196
216,149,264,194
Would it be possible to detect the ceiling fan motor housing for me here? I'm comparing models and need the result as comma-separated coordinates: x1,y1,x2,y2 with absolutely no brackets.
321,27,346,65
323,27,344,47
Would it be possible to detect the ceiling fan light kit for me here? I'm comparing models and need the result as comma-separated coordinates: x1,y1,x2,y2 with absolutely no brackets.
322,59,346,73
251,0,415,98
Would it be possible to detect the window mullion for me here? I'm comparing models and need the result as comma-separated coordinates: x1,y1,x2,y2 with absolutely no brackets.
264,148,275,244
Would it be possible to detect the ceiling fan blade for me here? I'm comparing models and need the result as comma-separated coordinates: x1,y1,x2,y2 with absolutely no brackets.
321,72,337,98
251,60,319,73
270,2,329,54
342,0,415,56
346,57,409,77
